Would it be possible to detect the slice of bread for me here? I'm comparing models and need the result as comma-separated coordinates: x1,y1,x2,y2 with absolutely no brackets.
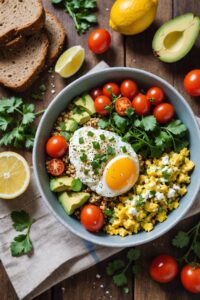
0,32,49,92
2,35,25,51
0,0,45,46
45,11,66,66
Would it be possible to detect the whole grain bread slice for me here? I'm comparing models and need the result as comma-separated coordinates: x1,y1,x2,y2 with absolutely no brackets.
45,11,66,66
2,35,25,51
0,32,49,92
0,0,45,46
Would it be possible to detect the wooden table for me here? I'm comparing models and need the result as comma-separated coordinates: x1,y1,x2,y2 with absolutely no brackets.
0,0,200,299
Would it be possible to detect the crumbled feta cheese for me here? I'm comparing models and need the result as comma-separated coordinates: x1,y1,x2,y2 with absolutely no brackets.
162,156,169,165
160,178,167,183
149,182,155,187
162,166,168,172
168,188,176,198
155,192,165,201
173,167,179,172
142,190,150,200
128,207,139,217
173,184,180,191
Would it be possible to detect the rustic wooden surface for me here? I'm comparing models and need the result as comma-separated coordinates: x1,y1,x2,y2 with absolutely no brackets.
0,0,200,299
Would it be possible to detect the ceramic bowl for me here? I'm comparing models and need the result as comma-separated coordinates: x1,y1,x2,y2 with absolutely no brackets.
33,67,200,247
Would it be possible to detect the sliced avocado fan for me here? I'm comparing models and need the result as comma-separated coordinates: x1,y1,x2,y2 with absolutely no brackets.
152,13,200,63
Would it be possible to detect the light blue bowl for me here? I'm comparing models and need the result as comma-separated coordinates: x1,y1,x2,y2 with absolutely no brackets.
33,68,200,248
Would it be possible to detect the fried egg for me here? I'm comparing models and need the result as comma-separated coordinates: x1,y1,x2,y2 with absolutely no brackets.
69,127,139,197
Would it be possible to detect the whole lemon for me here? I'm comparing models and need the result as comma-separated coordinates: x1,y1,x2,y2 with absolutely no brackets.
109,0,158,35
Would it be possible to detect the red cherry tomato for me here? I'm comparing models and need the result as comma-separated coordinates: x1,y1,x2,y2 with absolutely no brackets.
120,79,138,99
153,103,174,124
94,95,111,116
47,159,65,176
80,204,104,232
132,93,151,116
150,255,178,283
146,86,165,106
181,265,200,293
90,88,103,100
46,135,68,158
184,70,200,96
103,82,120,98
88,29,111,54
115,97,132,116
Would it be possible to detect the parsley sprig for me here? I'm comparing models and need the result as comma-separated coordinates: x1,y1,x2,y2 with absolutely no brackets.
10,211,35,257
0,97,44,150
106,248,141,293
172,220,200,266
51,0,97,34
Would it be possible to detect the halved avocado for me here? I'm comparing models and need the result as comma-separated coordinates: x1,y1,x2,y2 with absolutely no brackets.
152,13,200,63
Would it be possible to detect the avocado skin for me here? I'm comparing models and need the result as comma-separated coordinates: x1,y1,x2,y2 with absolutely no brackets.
58,192,90,215
74,94,96,115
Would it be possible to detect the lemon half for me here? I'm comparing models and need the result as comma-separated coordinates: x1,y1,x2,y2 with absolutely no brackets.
0,152,30,200
55,45,85,78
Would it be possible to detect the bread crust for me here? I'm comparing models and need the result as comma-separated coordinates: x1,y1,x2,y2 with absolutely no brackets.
0,0,45,46
45,10,66,67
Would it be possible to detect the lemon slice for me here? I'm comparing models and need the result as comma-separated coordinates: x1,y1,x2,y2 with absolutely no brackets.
0,152,30,200
55,45,85,78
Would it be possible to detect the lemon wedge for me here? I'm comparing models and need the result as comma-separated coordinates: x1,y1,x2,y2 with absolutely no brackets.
55,45,85,78
0,152,30,200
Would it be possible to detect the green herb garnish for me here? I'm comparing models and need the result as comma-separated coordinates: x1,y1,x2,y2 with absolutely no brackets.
79,137,84,144
51,0,97,34
100,134,105,140
106,248,141,293
121,146,127,153
92,141,100,149
88,131,94,137
0,97,44,150
71,178,83,192
80,152,87,162
10,211,35,257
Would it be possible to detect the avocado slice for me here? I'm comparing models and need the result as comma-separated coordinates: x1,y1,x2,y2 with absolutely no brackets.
152,13,200,63
74,94,96,115
50,177,74,192
58,191,90,215
71,111,90,125
65,119,78,132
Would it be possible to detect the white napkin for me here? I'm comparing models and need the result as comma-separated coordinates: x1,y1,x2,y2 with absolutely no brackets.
0,62,199,300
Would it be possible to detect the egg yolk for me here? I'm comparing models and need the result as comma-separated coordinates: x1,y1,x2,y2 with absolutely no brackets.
105,157,138,190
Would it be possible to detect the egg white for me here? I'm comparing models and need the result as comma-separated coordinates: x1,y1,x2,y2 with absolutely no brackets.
69,126,139,197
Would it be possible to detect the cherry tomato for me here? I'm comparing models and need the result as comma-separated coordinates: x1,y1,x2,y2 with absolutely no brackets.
132,93,151,116
181,265,200,293
150,254,178,283
88,29,111,54
103,82,120,98
80,204,104,232
153,103,174,124
90,88,103,100
184,70,200,96
47,159,65,176
146,86,165,106
46,135,68,158
120,79,138,99
94,95,111,116
115,97,132,116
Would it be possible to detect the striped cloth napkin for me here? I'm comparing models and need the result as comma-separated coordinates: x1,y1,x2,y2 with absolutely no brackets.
0,62,200,300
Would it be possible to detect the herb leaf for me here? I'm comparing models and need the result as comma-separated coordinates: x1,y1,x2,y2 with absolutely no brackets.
172,231,190,248
11,234,33,257
106,259,125,276
113,273,128,287
127,248,141,262
71,178,83,192
141,116,157,131
11,210,32,232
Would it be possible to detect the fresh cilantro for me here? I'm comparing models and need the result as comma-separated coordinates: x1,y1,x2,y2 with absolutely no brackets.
80,153,87,162
135,196,146,207
113,113,128,131
150,190,156,196
71,178,83,192
172,231,190,248
166,120,187,135
172,221,200,264
10,210,35,257
126,107,134,118
84,169,89,175
162,170,170,181
79,137,84,144
87,131,94,137
107,146,116,156
51,0,97,34
121,146,127,153
39,84,47,93
31,94,41,101
92,141,100,149
104,209,113,217
98,119,109,129
106,248,141,293
141,116,157,131
100,134,105,140
0,97,44,150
